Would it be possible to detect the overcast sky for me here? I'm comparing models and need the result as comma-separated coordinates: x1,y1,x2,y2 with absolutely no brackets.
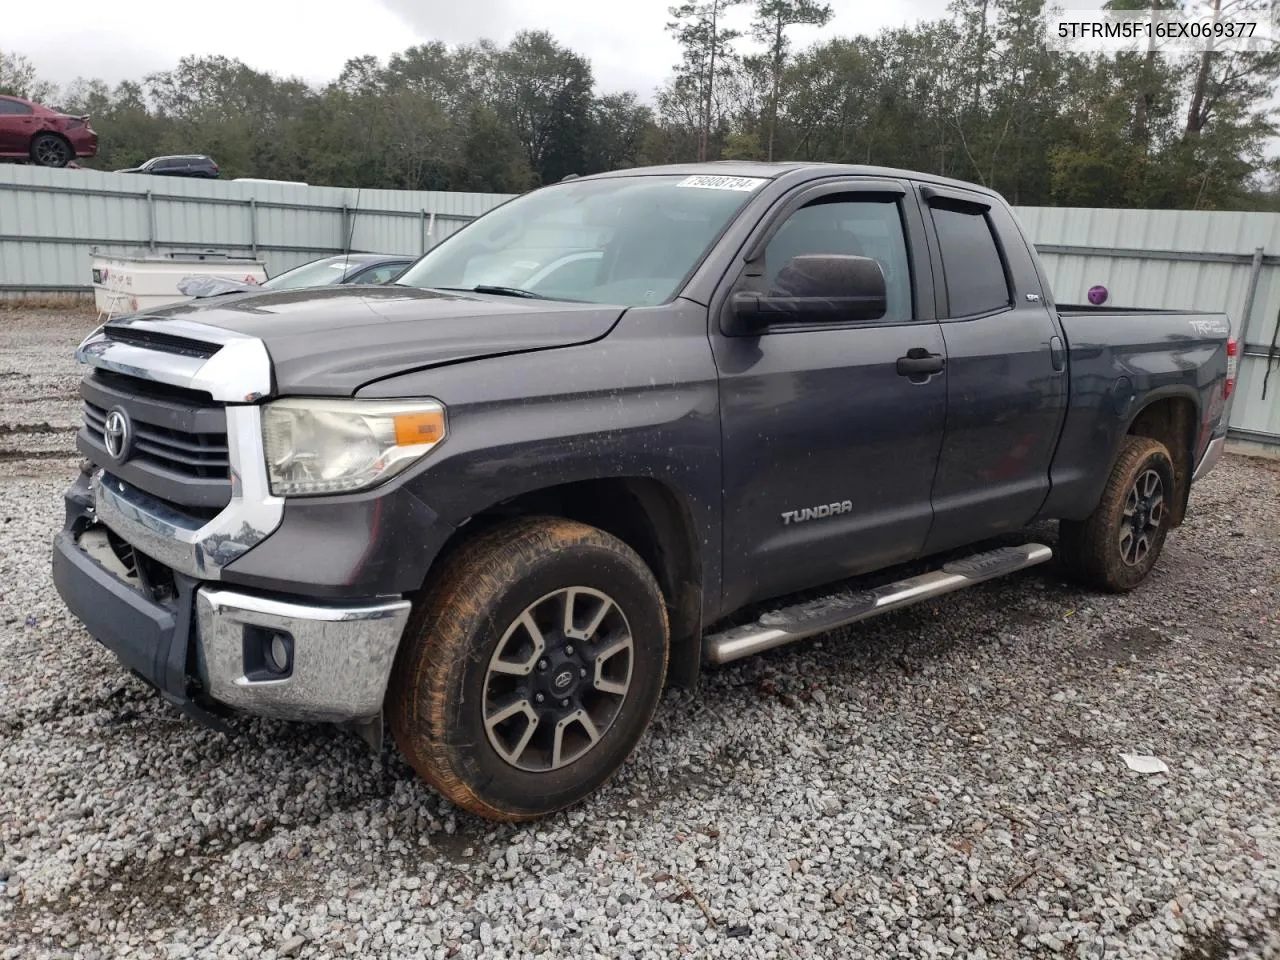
8,0,948,100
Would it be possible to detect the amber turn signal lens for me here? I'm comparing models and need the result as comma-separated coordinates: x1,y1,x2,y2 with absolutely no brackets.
393,410,446,447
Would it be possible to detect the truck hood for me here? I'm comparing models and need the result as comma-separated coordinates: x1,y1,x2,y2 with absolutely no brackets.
116,285,626,395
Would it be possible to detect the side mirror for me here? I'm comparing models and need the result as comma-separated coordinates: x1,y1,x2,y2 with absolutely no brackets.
728,254,888,332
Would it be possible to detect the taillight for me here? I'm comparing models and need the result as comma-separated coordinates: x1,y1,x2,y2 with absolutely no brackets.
1225,338,1238,399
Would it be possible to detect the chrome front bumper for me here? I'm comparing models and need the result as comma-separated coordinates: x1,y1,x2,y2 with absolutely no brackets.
1193,435,1227,482
196,588,411,723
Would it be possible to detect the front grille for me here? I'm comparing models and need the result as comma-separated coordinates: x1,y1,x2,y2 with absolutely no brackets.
78,370,233,511
83,399,229,479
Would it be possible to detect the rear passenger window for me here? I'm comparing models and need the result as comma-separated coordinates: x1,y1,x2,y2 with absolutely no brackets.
930,205,1011,317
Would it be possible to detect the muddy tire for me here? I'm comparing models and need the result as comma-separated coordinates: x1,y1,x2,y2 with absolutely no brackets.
387,516,669,821
1058,436,1176,593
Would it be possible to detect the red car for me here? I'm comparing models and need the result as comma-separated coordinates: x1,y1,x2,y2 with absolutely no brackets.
0,95,99,167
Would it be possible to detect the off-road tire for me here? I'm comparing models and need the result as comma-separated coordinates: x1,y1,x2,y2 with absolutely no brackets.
1058,435,1176,593
387,516,669,821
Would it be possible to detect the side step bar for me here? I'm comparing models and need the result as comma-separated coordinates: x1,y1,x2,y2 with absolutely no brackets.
702,542,1053,665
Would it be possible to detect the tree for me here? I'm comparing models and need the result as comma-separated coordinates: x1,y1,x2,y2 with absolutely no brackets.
586,93,655,171
667,0,748,160
0,50,56,102
2,7,1278,212
1182,0,1280,141
749,0,833,160
485,31,595,183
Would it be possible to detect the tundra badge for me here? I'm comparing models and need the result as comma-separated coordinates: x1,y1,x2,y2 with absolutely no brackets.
782,501,853,525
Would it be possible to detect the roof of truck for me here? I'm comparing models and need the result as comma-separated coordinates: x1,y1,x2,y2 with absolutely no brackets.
583,161,1004,200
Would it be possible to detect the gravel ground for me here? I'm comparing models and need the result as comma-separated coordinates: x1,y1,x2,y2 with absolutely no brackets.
1,307,1278,960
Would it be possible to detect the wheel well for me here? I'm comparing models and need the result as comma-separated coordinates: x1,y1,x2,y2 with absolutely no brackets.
430,478,705,689
1126,396,1196,526
31,130,72,154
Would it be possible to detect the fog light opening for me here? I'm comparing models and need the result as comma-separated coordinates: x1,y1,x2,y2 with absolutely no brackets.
241,625,295,681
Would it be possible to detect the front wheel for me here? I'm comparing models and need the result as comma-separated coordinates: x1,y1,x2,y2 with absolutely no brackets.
1058,435,1176,592
387,516,669,821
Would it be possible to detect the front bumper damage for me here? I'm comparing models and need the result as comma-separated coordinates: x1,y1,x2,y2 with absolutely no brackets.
53,468,411,730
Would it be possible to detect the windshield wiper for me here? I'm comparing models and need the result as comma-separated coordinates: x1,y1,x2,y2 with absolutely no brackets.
434,284,551,300
473,284,549,299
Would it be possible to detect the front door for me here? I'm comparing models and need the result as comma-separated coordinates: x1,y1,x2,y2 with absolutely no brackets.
711,178,949,613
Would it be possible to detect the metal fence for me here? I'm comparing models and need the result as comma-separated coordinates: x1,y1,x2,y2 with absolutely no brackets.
0,164,510,295
0,165,1275,449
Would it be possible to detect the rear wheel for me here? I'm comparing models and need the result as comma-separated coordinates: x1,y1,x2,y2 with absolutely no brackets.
30,134,71,167
387,516,669,821
1058,435,1176,592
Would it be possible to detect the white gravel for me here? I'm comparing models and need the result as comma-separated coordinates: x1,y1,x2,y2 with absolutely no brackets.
1,308,1278,959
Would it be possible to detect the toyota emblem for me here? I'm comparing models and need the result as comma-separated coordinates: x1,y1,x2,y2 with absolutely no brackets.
554,670,574,690
103,408,133,463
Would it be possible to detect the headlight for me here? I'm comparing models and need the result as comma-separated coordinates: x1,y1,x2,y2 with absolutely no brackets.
261,398,447,496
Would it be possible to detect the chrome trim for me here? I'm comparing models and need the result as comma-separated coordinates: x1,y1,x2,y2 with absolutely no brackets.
76,317,273,402
196,588,412,722
92,405,283,578
1192,435,1226,482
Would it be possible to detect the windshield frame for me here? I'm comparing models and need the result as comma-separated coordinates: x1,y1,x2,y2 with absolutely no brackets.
391,173,771,308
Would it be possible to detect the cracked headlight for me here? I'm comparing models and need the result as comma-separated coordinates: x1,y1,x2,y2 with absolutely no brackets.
261,398,447,496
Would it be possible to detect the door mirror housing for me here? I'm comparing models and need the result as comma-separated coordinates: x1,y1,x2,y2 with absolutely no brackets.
728,254,889,333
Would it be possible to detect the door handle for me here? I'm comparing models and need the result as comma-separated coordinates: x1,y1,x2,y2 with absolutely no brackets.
896,348,945,381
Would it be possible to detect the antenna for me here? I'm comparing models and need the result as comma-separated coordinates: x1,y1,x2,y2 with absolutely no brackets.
342,187,362,278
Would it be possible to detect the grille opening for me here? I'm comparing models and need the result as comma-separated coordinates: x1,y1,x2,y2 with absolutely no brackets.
106,528,138,576
108,529,178,602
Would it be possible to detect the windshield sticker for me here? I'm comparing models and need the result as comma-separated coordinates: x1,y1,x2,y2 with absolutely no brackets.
676,174,768,192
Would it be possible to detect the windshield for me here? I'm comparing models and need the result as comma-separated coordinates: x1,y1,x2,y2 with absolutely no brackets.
394,174,769,307
262,257,355,290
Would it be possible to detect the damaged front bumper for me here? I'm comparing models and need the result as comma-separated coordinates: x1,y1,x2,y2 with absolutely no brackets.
52,469,411,728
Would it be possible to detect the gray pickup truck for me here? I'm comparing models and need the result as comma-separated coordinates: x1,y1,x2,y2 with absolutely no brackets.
53,162,1236,822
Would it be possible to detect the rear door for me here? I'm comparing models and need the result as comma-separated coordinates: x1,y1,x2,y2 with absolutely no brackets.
915,184,1069,554
711,177,949,612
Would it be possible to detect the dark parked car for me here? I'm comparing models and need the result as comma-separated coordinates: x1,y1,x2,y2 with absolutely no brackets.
53,162,1235,823
0,95,98,167
261,254,415,290
117,155,220,178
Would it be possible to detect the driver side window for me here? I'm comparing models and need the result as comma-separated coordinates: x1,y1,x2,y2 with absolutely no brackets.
763,196,913,323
